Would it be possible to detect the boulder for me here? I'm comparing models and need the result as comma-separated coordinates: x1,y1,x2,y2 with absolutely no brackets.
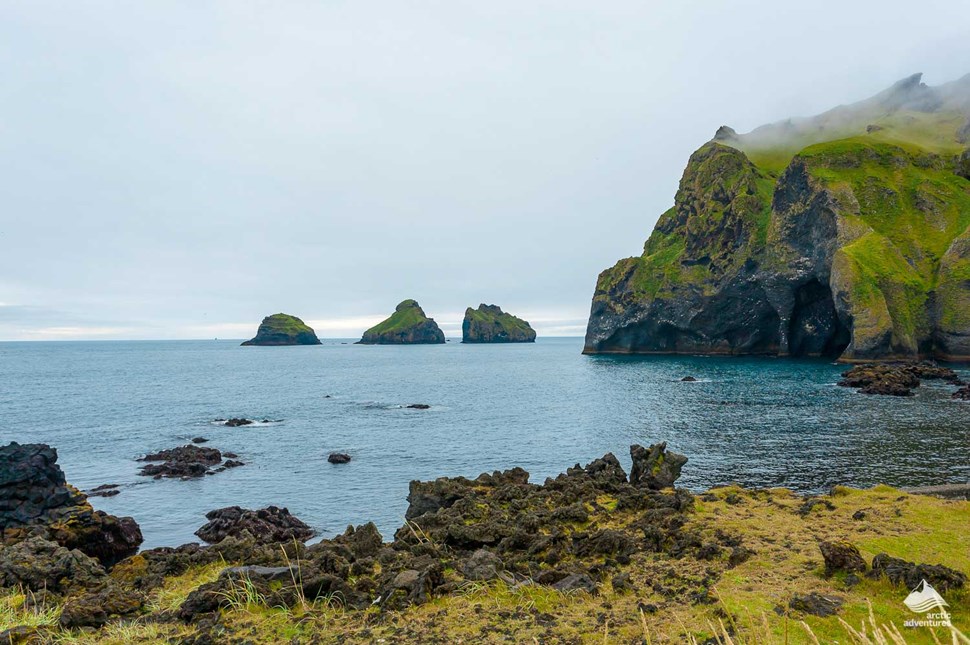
241,313,321,346
463,549,504,581
224,418,253,427
357,300,445,345
629,443,687,490
461,304,536,343
328,453,352,464
194,506,315,545
870,553,966,592
551,573,597,594
789,592,843,617
819,540,867,576
0,536,106,593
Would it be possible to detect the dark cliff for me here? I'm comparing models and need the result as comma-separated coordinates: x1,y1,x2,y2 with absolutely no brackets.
585,73,970,361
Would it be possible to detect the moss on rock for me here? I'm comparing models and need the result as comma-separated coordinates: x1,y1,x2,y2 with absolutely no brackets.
357,300,445,345
461,304,535,343
241,314,321,346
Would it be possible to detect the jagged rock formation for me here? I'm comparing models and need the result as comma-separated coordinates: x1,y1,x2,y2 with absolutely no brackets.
357,300,445,345
241,313,321,346
585,73,970,361
0,443,142,567
462,304,536,343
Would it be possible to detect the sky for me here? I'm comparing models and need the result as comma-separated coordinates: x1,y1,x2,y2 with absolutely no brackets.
2,1,969,340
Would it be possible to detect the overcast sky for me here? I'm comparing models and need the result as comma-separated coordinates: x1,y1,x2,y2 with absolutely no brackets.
2,1,968,340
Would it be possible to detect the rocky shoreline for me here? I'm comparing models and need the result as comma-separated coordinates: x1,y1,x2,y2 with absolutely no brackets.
1,441,967,643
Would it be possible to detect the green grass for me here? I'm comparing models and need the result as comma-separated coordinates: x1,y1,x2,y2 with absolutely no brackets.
362,300,431,336
257,313,314,335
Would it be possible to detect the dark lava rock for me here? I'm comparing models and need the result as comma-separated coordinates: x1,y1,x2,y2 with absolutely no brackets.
463,549,504,581
629,443,687,490
551,573,598,594
191,437,209,444
357,299,446,345
138,445,223,479
461,304,536,343
406,403,431,409
223,459,244,469
953,385,970,400
0,536,106,593
819,540,867,576
0,442,142,567
869,553,966,592
789,592,844,617
611,572,633,593
194,506,315,545
328,453,352,464
59,583,144,628
838,362,959,397
241,313,321,346
224,418,254,427
0,626,41,644
681,376,698,382
87,484,120,498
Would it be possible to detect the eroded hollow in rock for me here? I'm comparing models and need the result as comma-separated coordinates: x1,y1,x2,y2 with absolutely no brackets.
788,278,850,357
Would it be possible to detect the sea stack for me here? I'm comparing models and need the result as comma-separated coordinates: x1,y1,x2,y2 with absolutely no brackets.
241,313,321,346
462,304,536,343
357,300,445,345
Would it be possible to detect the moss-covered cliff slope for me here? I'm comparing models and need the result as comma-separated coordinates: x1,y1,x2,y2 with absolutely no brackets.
585,73,970,361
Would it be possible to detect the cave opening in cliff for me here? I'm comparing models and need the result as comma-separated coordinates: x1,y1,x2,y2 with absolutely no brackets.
788,279,850,357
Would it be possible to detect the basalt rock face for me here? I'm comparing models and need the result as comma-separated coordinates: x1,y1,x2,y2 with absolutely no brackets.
0,443,142,568
462,304,536,343
241,313,321,346
585,73,970,362
357,299,445,345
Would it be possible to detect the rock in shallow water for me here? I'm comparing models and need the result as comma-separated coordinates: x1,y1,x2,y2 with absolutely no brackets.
328,452,352,464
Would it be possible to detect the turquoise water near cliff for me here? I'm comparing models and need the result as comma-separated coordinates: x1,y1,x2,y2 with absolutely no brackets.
1,338,967,548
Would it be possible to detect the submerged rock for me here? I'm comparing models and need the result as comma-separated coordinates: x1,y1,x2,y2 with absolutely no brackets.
357,300,445,345
224,418,254,427
241,313,321,346
328,452,352,464
461,304,536,343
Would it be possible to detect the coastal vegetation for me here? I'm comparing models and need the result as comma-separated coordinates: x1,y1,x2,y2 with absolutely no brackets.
1,441,967,643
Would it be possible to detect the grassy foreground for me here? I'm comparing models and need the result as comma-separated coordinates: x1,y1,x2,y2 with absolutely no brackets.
3,485,967,644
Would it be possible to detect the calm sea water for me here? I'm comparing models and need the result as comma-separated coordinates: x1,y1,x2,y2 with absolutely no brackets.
1,338,968,548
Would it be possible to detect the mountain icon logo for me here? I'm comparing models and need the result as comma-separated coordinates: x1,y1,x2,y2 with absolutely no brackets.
903,579,949,613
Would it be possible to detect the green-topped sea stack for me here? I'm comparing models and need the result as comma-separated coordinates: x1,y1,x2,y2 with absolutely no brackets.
462,304,536,343
585,73,970,362
241,313,321,346
357,299,445,345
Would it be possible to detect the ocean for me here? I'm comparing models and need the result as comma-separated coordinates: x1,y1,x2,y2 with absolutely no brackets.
2,338,967,548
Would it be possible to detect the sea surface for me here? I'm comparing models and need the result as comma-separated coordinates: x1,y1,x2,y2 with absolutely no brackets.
2,338,968,549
